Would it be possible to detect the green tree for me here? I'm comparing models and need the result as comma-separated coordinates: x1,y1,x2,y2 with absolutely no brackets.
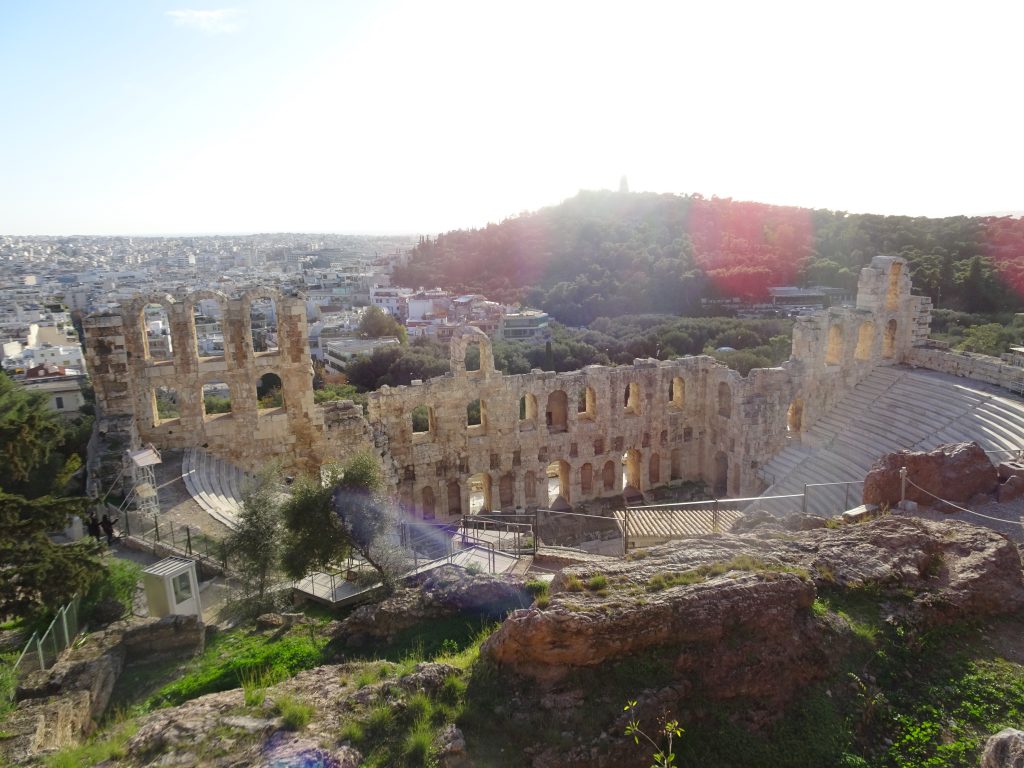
280,453,407,586
0,373,65,494
0,492,98,618
359,306,408,343
226,471,284,607
957,323,1012,357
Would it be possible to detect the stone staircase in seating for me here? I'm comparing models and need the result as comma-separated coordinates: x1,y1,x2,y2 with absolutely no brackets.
757,365,1024,516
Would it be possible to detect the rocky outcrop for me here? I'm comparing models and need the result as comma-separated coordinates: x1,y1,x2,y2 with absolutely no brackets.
119,614,205,660
863,441,998,507
0,690,93,763
981,728,1024,768
335,566,529,646
1,614,205,765
483,517,1024,685
125,661,455,767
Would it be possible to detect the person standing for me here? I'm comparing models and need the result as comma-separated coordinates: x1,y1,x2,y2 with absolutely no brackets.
100,513,118,545
87,512,102,542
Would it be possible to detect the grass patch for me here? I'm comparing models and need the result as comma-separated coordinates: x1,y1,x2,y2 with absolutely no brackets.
811,597,831,617
145,626,327,709
275,694,314,730
524,579,549,598
403,717,434,766
339,719,365,743
41,720,138,768
563,574,584,592
646,555,809,592
586,574,608,593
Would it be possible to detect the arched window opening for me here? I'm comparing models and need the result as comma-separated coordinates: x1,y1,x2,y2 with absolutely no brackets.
717,382,732,418
669,376,684,408
141,303,172,361
787,399,803,433
519,393,538,429
577,386,596,419
602,461,616,492
649,453,661,485
623,382,640,415
202,380,231,417
468,473,491,514
467,399,486,431
192,301,224,358
464,341,481,372
411,404,433,434
256,372,284,410
713,452,729,497
446,480,462,517
421,487,436,521
524,471,538,504
826,325,843,365
546,390,568,433
883,319,897,358
249,297,278,353
622,450,642,491
580,463,594,496
546,460,570,505
499,473,514,509
855,321,875,361
152,385,180,426
887,262,902,310
670,448,683,480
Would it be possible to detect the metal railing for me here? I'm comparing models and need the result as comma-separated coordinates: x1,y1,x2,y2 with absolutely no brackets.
118,505,230,574
458,514,535,555
801,480,866,515
11,597,81,688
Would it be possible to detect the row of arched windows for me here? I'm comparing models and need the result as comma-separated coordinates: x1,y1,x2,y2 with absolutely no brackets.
409,377,699,435
405,447,691,518
826,319,898,366
149,373,284,426
136,295,279,365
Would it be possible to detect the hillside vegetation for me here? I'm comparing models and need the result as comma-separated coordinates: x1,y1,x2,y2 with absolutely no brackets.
393,191,1024,325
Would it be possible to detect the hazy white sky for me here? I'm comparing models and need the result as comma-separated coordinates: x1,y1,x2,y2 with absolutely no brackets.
1,1,1021,235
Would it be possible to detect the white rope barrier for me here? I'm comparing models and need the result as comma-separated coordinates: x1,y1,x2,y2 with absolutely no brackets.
903,476,1024,527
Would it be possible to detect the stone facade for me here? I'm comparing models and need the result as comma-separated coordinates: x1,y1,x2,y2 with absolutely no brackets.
84,256,930,519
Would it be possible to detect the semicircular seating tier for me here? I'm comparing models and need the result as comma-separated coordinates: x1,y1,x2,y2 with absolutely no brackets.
180,447,251,529
757,365,1024,516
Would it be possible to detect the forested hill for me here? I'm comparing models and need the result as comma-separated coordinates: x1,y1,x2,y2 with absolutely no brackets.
392,191,1024,326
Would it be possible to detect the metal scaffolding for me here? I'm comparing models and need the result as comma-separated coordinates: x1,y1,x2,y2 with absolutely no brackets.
127,444,162,516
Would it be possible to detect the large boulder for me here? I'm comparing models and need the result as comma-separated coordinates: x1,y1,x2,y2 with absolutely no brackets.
981,728,1024,768
483,517,1024,685
863,441,998,508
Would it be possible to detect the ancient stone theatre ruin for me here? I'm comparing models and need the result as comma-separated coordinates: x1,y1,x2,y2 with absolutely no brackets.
84,257,930,518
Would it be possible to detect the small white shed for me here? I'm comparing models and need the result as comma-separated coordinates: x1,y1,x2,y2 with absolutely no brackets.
142,556,203,620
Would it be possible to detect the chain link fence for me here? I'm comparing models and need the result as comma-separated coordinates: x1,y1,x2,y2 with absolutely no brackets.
11,597,80,689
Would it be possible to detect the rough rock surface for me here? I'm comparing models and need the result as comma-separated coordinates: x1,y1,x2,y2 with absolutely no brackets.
1,614,205,766
981,728,1024,768
999,475,1024,504
0,690,92,764
863,441,998,507
335,566,528,646
484,516,1024,684
123,661,458,767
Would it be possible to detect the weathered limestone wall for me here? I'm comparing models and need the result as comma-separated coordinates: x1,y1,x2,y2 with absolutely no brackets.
85,289,332,475
83,255,928,519
907,346,1024,390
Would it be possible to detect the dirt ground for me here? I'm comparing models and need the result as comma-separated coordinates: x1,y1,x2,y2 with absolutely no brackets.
895,496,1024,544
152,448,231,540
